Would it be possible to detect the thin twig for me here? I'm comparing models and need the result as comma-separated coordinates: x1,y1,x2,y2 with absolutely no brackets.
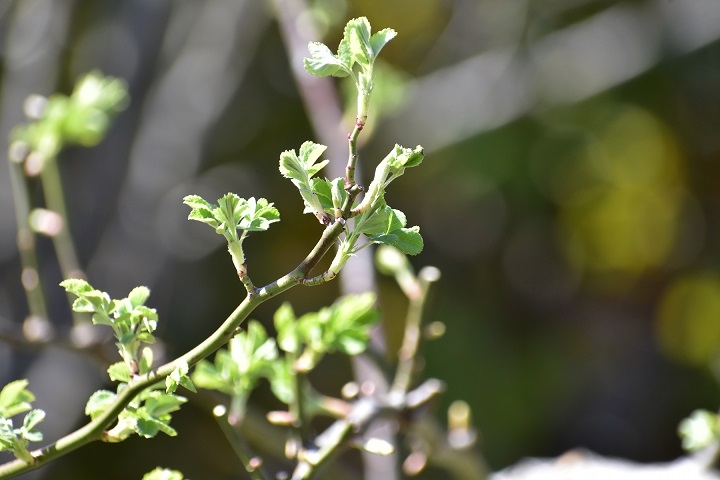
214,406,270,480
391,272,431,394
38,156,83,279
346,118,364,189
289,357,312,446
291,397,379,480
39,156,87,326
7,153,48,322
270,4,397,480
0,215,348,478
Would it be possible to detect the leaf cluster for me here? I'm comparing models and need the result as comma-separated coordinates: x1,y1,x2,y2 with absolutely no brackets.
275,292,379,371
279,142,334,224
304,17,396,107
184,194,280,242
0,381,45,463
193,321,278,421
348,144,424,253
11,71,128,163
61,279,158,379
0,16,428,480
58,280,189,443
279,142,424,279
85,388,186,442
192,294,379,419
184,194,280,276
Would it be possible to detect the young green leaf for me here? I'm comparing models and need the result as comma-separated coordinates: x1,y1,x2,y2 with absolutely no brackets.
85,390,117,421
0,380,35,418
368,226,424,256
237,197,281,231
269,361,294,405
274,302,299,354
113,391,186,440
191,361,229,392
59,278,93,295
139,346,154,375
11,72,128,160
185,194,279,237
183,195,220,229
327,293,379,355
304,42,351,78
0,417,17,451
354,145,424,217
357,205,392,236
193,322,278,396
388,144,424,171
309,178,334,214
346,17,373,67
107,362,131,383
143,391,187,418
61,280,115,324
217,193,241,240
294,293,379,368
337,29,353,68
128,286,150,308
370,28,397,59
135,418,163,438
166,361,196,394
231,321,279,375
331,177,346,214
279,142,331,223
20,409,45,442
0,407,45,462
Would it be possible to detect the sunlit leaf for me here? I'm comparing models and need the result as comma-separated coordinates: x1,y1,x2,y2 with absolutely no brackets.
0,380,34,418
368,226,423,256
274,303,299,354
369,28,397,59
279,142,329,222
85,390,116,420
21,409,45,433
128,286,150,308
346,17,372,66
107,362,131,383
304,42,350,77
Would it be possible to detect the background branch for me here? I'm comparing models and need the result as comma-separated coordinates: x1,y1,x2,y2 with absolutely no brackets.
271,3,396,479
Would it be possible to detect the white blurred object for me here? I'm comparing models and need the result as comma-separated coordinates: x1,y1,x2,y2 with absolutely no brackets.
492,449,720,480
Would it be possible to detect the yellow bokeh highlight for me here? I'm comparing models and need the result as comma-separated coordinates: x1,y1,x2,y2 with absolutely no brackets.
559,106,685,280
657,273,720,366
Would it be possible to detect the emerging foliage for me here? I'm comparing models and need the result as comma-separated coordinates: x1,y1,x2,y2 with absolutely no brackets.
303,17,396,117
0,381,44,463
193,321,278,422
184,194,280,279
279,141,331,224
86,388,186,442
10,71,128,166
61,279,158,379
193,294,379,421
0,16,429,480
276,293,379,371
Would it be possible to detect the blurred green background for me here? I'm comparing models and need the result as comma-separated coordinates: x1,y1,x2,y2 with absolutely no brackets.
1,0,720,478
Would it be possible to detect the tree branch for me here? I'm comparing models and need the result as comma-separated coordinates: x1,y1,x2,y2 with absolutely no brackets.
0,216,348,479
